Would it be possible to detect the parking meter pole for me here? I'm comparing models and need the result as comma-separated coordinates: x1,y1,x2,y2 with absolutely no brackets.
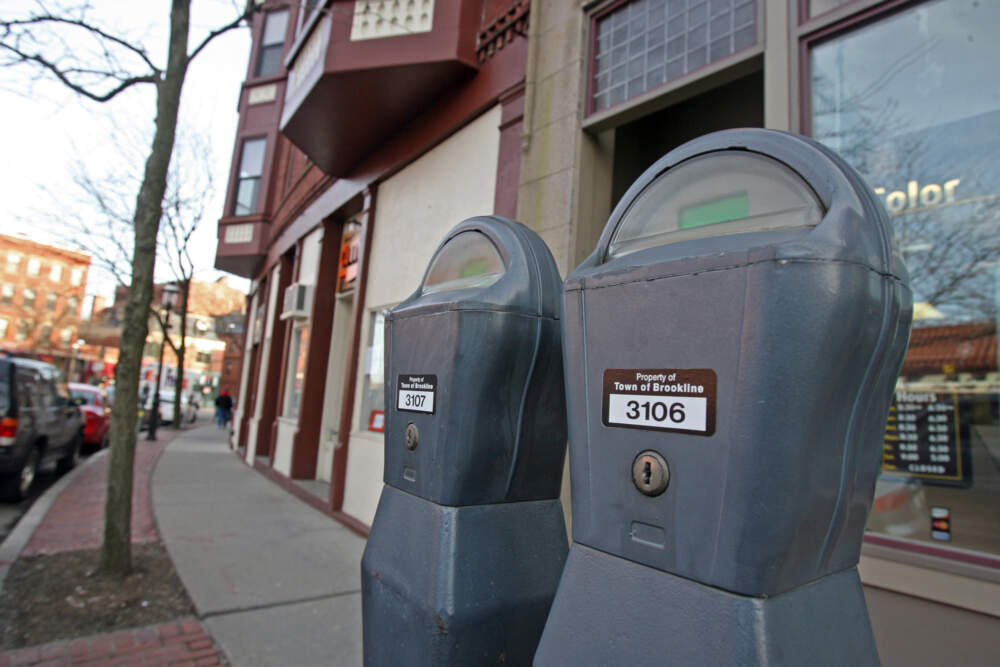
362,216,568,666
535,130,912,665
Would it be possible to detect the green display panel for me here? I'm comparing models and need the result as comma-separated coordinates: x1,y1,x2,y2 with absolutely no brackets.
678,193,750,230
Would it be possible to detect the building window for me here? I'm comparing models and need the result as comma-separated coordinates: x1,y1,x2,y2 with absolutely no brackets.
233,137,267,216
66,296,79,315
15,322,28,342
23,287,35,309
60,327,73,345
283,322,310,419
26,257,40,276
70,267,83,286
1,284,12,305
809,0,1000,559
39,324,52,344
196,351,212,364
49,263,62,282
591,0,756,113
46,292,57,312
6,253,19,273
0,318,7,339
255,10,289,77
360,309,389,432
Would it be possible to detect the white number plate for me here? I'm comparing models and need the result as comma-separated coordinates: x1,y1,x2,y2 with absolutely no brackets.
397,389,434,414
607,394,707,432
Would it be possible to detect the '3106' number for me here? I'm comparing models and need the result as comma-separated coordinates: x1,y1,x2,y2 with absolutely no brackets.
625,400,685,423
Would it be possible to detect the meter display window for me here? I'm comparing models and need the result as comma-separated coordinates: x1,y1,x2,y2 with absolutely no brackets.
422,231,505,295
810,0,1000,560
606,151,824,259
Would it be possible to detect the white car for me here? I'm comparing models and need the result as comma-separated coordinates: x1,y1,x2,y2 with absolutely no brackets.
141,390,176,426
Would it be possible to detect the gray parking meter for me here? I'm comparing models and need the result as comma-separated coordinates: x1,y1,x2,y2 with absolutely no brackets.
534,129,912,666
361,216,568,665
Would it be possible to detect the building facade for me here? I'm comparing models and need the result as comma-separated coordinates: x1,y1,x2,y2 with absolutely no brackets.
0,233,90,377
217,0,999,661
89,278,247,402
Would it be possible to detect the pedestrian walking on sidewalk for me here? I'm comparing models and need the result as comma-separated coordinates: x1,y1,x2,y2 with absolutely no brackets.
214,389,233,429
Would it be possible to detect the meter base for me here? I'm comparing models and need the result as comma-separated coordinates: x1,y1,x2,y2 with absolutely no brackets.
535,543,879,666
362,485,568,666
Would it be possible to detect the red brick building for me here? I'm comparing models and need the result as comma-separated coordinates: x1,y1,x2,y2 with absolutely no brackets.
0,233,89,376
100,278,247,401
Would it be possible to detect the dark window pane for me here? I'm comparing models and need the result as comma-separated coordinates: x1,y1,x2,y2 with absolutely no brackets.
255,44,284,77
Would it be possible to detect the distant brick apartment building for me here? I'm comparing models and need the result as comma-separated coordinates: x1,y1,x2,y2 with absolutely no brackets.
0,233,89,376
88,278,247,402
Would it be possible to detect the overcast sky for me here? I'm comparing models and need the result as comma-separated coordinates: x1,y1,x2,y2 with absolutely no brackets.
0,0,252,300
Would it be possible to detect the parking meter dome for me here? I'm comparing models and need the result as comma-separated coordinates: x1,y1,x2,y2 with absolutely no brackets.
384,216,566,507
562,129,913,596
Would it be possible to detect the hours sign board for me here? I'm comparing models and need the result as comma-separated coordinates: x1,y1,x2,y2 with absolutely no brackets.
882,391,970,487
602,369,717,436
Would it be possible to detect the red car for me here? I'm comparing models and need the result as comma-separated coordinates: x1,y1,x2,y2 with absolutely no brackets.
68,383,111,453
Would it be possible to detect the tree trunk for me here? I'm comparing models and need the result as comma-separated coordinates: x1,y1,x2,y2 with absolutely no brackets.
101,0,191,576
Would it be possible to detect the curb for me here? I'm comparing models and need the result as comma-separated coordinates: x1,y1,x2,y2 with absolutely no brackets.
0,449,109,590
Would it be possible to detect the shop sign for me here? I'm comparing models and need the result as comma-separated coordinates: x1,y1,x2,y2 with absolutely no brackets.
338,223,361,293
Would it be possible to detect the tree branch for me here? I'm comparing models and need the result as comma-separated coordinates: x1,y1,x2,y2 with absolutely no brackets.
185,2,255,65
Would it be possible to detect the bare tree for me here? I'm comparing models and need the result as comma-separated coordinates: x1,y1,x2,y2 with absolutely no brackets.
157,132,215,429
41,127,216,433
1,0,254,575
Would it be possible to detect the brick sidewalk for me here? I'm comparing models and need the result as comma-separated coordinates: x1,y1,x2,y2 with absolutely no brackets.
1,429,228,666
0,618,219,667
21,437,171,557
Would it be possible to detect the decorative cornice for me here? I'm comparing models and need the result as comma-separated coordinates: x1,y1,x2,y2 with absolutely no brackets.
476,0,529,65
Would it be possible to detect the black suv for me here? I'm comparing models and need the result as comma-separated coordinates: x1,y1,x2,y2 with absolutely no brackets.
0,357,84,500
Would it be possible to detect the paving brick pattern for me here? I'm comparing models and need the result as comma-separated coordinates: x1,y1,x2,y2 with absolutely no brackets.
22,438,174,556
0,618,224,666
1,430,227,665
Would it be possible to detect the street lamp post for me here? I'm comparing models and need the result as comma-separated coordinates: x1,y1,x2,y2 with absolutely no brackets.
70,338,85,382
147,283,179,441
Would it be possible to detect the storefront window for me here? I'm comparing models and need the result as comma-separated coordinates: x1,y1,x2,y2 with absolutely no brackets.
360,309,389,432
283,323,310,419
810,0,1000,558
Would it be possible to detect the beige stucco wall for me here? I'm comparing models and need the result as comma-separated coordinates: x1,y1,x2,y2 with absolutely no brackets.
340,104,502,525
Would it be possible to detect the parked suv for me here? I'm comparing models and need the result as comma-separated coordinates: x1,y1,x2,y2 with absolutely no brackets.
0,357,84,500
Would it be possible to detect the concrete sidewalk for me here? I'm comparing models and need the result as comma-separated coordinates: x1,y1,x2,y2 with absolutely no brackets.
153,426,366,666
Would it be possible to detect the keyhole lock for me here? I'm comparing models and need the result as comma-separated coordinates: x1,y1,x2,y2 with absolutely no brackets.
405,422,419,451
632,450,669,496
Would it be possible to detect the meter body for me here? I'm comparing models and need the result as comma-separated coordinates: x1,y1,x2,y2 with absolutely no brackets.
362,216,568,665
535,130,912,665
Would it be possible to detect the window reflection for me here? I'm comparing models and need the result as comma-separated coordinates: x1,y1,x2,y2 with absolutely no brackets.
811,0,1000,557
